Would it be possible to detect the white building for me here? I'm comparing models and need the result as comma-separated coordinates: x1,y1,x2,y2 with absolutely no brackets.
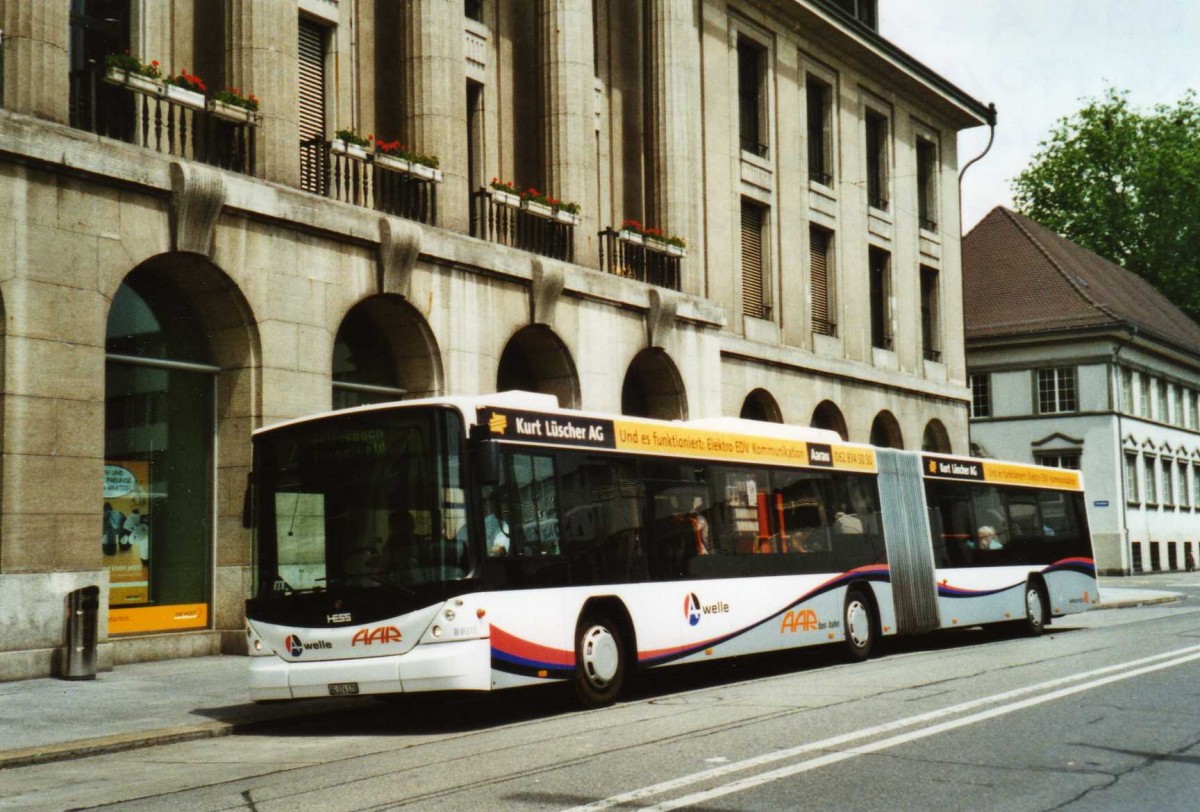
964,207,1200,575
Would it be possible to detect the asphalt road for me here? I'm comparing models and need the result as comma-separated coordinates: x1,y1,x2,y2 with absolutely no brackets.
5,594,1199,811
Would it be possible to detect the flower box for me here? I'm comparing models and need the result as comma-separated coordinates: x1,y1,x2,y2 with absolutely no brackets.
618,229,644,246
666,243,687,258
331,140,370,161
374,153,412,175
165,84,205,110
490,189,521,208
525,200,554,219
410,163,442,182
208,99,258,124
645,236,669,254
553,209,580,226
104,67,163,97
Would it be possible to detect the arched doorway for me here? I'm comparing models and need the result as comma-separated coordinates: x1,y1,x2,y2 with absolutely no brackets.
496,325,580,409
922,419,951,453
621,349,687,420
869,410,904,449
810,400,848,440
104,259,257,636
333,296,441,409
740,388,782,423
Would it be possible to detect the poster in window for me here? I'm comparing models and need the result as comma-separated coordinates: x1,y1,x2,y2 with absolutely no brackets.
103,461,152,605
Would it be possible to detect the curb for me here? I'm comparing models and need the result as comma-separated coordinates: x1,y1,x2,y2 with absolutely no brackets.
1091,594,1182,611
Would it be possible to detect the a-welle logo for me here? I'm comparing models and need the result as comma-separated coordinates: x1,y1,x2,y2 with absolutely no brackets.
488,412,508,434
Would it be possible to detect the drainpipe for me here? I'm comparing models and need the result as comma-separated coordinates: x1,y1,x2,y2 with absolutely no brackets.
960,103,996,453
1113,326,1138,574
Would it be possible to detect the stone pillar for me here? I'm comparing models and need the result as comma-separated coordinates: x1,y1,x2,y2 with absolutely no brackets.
539,0,597,266
227,0,299,185
0,1,70,122
646,0,701,292
402,0,469,233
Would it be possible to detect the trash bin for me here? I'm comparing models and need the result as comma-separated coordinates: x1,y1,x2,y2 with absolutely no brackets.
63,585,100,680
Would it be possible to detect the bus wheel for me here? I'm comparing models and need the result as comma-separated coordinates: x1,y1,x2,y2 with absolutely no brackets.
1021,582,1048,636
843,588,875,661
574,615,625,708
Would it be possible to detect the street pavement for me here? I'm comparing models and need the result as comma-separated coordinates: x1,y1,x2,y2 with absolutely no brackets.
0,574,1191,770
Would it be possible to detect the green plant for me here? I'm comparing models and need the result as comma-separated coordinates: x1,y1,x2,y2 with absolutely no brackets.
212,87,260,111
490,178,520,195
377,140,439,169
335,129,372,148
105,51,160,79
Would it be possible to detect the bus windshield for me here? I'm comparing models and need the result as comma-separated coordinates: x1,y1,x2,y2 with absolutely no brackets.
252,407,470,599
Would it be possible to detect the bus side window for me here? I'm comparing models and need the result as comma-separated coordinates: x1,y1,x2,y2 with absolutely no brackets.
508,453,560,556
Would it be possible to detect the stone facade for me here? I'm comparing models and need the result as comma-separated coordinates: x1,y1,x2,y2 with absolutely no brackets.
0,0,989,680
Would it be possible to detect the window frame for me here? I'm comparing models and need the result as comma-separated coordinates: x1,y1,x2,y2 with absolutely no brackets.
915,130,939,233
868,246,892,351
1124,452,1140,505
805,71,835,186
809,224,836,337
864,104,891,212
735,32,770,160
1036,367,1078,414
919,264,940,362
970,373,992,419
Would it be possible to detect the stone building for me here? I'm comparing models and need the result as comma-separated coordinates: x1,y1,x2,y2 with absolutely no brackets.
964,207,1200,576
0,0,990,679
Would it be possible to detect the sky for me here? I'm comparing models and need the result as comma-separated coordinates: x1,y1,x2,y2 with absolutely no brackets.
879,1,1200,232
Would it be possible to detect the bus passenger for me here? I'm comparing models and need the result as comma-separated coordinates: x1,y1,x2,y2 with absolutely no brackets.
977,525,1003,550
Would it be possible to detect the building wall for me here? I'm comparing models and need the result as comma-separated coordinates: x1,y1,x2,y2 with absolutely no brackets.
0,0,984,679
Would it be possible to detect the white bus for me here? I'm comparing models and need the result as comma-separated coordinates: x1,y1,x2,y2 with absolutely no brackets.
245,392,1097,706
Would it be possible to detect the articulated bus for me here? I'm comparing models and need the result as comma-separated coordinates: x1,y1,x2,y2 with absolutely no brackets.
245,392,1097,706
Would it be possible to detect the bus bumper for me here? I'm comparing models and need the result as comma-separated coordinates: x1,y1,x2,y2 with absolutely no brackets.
249,638,492,701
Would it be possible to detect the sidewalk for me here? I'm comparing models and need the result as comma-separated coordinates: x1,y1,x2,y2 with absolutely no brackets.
0,579,1188,770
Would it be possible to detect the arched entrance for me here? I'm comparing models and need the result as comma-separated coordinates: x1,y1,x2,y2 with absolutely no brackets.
740,388,782,422
869,410,904,449
333,296,441,409
495,325,580,409
104,257,259,636
810,400,848,440
922,419,951,453
621,349,687,420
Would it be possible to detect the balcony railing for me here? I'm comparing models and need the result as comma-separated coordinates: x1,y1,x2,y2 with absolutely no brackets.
598,228,683,291
70,66,256,175
471,189,576,263
298,140,440,225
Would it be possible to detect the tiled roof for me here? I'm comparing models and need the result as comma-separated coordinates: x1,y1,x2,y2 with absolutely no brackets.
962,207,1200,356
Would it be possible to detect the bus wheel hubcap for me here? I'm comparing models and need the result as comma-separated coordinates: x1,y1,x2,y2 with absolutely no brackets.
582,626,619,685
1027,590,1043,627
847,601,869,647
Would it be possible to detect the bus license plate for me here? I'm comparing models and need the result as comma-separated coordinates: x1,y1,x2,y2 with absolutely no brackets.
328,682,359,696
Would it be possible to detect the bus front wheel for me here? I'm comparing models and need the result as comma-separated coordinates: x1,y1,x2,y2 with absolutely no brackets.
574,615,626,708
1021,582,1048,636
843,588,875,661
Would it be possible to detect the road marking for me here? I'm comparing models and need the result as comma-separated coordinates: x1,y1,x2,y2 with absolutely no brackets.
564,644,1200,812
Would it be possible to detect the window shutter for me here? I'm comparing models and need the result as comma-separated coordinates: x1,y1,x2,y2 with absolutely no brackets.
810,227,832,335
741,203,764,319
298,19,326,193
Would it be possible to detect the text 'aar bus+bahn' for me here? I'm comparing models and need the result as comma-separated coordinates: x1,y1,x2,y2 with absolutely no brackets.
245,392,1097,707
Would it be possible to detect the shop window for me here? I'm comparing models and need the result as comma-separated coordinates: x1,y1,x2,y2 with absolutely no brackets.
105,279,216,634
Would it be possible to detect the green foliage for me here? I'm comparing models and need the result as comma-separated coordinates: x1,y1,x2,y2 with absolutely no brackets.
1013,88,1200,320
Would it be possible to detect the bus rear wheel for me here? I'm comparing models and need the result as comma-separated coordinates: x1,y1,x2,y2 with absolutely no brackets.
574,615,626,708
1021,582,1048,636
843,588,875,661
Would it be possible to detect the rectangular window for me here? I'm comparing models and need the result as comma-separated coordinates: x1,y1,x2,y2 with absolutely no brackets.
741,200,769,319
298,17,329,194
1139,374,1150,417
806,75,833,185
1185,389,1194,430
865,109,889,210
970,373,991,418
868,247,891,350
916,137,938,232
737,37,767,158
1157,379,1167,421
1179,461,1190,509
1193,463,1200,507
920,265,940,362
1144,455,1158,505
1174,385,1184,426
1036,452,1081,470
1162,458,1174,507
1125,453,1139,504
1037,367,1077,414
1121,368,1133,413
810,226,835,336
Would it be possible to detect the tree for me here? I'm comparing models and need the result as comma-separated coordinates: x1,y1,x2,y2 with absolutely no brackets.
1013,88,1200,320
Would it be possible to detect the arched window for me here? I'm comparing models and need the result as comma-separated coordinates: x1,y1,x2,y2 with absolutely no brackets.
810,400,848,440
869,410,904,449
622,349,687,420
105,277,217,632
922,419,951,453
332,296,441,409
740,388,782,422
496,325,580,409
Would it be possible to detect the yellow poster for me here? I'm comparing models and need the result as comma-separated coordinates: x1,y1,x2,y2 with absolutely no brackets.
103,461,152,605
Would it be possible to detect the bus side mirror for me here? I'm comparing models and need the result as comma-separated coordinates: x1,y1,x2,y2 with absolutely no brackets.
471,429,499,486
241,472,253,529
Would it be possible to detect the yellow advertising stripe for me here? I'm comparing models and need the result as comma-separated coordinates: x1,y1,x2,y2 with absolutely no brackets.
109,603,208,635
982,461,1083,491
610,420,877,472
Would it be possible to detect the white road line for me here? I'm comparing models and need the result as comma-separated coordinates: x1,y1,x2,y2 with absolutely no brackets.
563,644,1200,812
